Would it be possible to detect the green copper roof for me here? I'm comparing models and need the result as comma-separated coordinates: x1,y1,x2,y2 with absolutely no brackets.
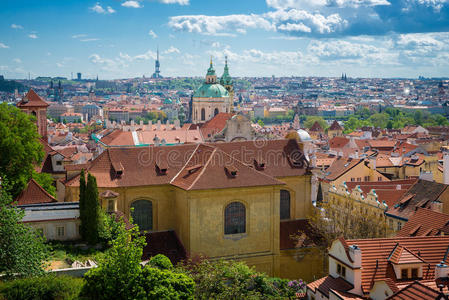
164,98,173,104
220,57,232,85
207,57,216,76
193,83,229,98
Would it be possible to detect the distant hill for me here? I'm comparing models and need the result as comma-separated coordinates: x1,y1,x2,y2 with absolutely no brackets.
0,76,28,93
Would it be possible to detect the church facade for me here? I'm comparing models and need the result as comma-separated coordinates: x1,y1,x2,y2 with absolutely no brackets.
64,139,312,276
191,58,233,124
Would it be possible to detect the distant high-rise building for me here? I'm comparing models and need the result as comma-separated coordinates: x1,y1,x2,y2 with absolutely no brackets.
77,72,82,80
151,47,163,78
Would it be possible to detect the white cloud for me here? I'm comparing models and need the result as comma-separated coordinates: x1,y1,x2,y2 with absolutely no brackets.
159,0,189,5
28,33,38,39
13,58,22,63
168,14,274,36
164,46,180,54
56,63,64,68
212,42,221,48
121,1,142,8
11,24,23,30
72,34,87,39
266,9,347,35
0,43,9,49
148,30,158,39
80,38,100,42
266,0,389,9
90,3,116,14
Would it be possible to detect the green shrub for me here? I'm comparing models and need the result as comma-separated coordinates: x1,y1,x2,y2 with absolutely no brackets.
0,275,83,300
149,254,173,270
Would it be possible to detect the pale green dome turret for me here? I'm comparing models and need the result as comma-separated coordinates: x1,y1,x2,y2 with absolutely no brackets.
207,56,216,76
220,56,232,86
193,83,229,98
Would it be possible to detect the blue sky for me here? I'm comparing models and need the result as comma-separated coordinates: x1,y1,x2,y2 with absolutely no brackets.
1,0,449,79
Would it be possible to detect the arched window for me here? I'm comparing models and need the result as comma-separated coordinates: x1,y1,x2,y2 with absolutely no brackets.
214,108,219,116
201,108,206,121
280,190,291,220
131,200,153,231
31,111,37,117
224,202,246,234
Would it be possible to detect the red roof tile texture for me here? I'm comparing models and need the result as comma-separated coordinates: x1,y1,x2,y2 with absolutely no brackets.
15,179,57,205
66,139,309,190
16,89,49,108
397,208,449,237
387,281,445,300
346,236,449,295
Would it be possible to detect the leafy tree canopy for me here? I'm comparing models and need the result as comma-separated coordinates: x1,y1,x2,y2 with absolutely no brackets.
32,171,56,197
0,103,44,197
0,189,49,278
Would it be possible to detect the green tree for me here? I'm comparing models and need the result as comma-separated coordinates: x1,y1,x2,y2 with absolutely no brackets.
0,103,44,197
83,173,100,244
257,119,265,127
0,189,49,278
32,171,56,197
368,113,389,128
82,218,195,300
79,170,87,241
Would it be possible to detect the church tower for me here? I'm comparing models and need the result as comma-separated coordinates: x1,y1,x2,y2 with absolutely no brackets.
191,57,231,124
220,56,234,109
17,89,49,138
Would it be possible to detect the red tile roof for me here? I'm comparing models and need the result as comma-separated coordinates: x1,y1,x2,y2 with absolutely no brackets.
397,208,449,237
307,275,353,298
345,236,449,295
329,137,350,149
66,139,308,190
16,89,49,108
309,121,323,132
322,157,363,181
15,179,57,205
387,280,445,300
386,180,449,221
329,120,343,131
199,112,233,138
142,230,187,265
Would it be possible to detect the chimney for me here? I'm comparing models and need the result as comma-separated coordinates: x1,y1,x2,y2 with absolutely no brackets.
311,154,317,168
435,261,449,279
349,244,362,268
156,120,161,130
372,158,376,170
444,153,449,185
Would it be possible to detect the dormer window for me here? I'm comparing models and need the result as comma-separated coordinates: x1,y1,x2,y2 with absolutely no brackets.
337,263,346,278
225,166,238,178
254,158,265,170
112,162,124,177
155,162,168,175
186,164,202,175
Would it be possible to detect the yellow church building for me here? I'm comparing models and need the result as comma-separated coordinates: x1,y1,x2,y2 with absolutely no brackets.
64,139,312,276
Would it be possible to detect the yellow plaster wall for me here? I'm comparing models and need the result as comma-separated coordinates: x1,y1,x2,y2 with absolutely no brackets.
278,175,312,219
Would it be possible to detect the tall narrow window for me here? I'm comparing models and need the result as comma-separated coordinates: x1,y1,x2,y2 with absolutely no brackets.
201,108,206,121
131,200,153,231
280,189,291,220
224,202,246,235
214,108,219,116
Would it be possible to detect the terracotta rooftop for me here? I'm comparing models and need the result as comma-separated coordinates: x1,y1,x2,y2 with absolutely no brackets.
15,179,57,205
386,280,445,300
199,112,233,138
329,136,350,149
397,208,449,237
66,139,308,190
309,121,324,132
307,275,353,298
16,89,49,108
322,157,363,181
386,179,449,221
142,230,187,265
329,120,343,131
345,236,449,295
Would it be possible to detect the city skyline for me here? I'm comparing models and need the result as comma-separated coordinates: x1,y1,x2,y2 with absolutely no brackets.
1,0,449,79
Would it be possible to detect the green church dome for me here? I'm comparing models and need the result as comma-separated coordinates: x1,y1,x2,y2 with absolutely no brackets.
193,83,229,98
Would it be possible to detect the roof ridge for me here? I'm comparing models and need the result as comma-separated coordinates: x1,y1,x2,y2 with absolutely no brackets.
29,178,57,201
